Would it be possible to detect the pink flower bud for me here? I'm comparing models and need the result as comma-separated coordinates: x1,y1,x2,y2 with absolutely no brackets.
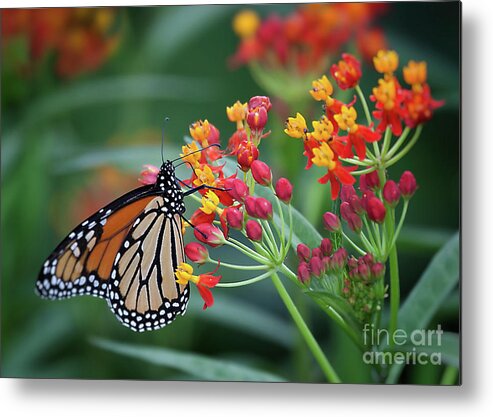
245,219,262,241
184,242,209,264
275,177,293,203
309,256,324,277
371,262,385,279
194,223,226,247
311,247,322,259
340,202,362,232
320,238,332,256
225,178,249,203
360,189,376,211
247,105,268,132
254,197,273,220
358,263,371,280
366,197,386,224
251,160,272,186
138,164,160,185
244,196,258,217
383,180,401,207
248,95,272,112
341,185,357,203
237,141,259,172
297,262,311,284
362,253,375,264
297,243,311,262
225,207,243,230
330,247,348,270
399,170,417,198
363,171,380,190
322,211,341,232
348,194,364,214
207,123,220,144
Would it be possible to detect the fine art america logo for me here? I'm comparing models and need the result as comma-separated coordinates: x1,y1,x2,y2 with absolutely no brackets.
362,324,444,365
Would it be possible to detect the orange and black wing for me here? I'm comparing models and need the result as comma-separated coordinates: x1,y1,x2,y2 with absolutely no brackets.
36,185,157,300
107,197,189,332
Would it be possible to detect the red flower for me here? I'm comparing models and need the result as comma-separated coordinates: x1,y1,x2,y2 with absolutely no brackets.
402,84,444,128
330,53,362,90
317,161,356,200
371,77,405,136
338,125,381,160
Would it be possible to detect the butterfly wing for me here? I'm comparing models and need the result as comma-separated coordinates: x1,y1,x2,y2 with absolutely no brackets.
107,196,189,332
36,185,156,300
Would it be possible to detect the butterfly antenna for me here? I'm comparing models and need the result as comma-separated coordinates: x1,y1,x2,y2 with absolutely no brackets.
161,117,170,164
172,143,221,165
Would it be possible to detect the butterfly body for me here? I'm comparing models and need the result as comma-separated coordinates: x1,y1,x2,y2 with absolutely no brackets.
36,161,190,332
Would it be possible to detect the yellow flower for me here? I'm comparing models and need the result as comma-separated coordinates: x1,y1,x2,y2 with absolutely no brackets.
200,190,220,215
284,112,308,139
334,106,358,133
372,78,396,110
193,164,216,188
175,262,199,285
373,50,399,76
309,75,334,102
403,60,427,92
311,142,336,170
189,120,211,145
311,116,334,142
233,9,260,39
226,100,248,128
180,141,201,167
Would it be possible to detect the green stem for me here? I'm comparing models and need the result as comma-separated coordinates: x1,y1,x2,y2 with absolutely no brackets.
440,366,459,385
388,200,409,252
380,127,393,159
341,230,366,256
225,238,270,264
339,157,373,167
384,126,411,160
352,166,378,176
388,243,400,348
355,85,373,127
216,270,273,288
271,272,341,383
208,258,268,271
385,125,423,167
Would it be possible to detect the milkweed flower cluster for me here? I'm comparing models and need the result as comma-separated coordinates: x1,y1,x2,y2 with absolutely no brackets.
137,50,441,380
230,4,388,72
139,95,294,310
1,8,121,79
285,50,443,201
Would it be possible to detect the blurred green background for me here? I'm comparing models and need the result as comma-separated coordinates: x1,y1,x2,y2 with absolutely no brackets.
1,3,460,383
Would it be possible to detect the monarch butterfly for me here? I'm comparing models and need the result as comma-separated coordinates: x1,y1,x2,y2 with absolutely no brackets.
36,145,218,332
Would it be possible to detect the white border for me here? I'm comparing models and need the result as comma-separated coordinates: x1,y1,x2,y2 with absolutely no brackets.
2,0,492,416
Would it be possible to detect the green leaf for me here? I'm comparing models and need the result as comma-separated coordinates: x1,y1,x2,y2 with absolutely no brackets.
91,337,286,382
9,75,218,140
388,332,459,368
385,232,460,383
397,226,455,254
187,293,295,349
141,6,236,66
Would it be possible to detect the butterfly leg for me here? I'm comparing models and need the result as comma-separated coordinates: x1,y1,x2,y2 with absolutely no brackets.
183,184,228,196
179,214,207,238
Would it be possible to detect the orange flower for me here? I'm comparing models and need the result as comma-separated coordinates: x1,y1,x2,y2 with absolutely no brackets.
330,53,362,90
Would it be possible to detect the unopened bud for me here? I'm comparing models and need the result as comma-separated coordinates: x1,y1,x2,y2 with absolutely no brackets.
254,197,273,220
275,177,293,203
225,178,249,202
184,242,209,264
297,262,311,284
383,180,401,207
364,171,380,190
194,223,226,247
245,219,263,241
399,170,417,198
225,207,244,230
297,243,311,262
323,211,341,232
320,238,332,256
309,256,324,277
251,160,272,186
366,197,386,224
